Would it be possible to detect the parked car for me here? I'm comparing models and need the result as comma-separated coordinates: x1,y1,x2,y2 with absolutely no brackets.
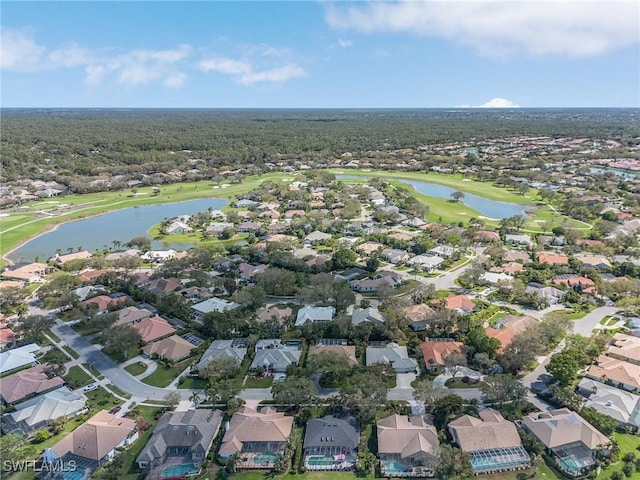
109,406,122,414
83,383,99,392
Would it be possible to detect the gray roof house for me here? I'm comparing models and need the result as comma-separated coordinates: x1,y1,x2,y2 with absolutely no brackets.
352,307,386,326
578,378,640,430
197,339,248,372
250,340,302,373
295,306,336,327
0,343,40,375
366,342,418,373
407,255,444,272
381,249,410,265
524,283,565,305
191,297,239,323
2,387,87,435
303,416,359,471
305,231,333,243
505,234,533,246
136,409,224,478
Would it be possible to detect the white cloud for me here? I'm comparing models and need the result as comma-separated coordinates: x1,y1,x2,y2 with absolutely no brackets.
198,56,306,85
338,38,353,48
1,29,191,89
325,1,639,58
458,97,521,108
1,28,47,71
2,28,305,88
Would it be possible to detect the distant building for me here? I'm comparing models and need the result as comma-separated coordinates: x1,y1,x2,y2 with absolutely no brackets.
191,297,239,323
366,342,418,373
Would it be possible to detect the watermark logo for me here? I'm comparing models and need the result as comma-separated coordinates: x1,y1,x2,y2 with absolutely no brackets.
2,460,77,472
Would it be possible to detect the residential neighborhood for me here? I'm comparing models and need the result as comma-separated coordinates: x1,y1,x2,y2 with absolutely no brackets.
1,155,640,480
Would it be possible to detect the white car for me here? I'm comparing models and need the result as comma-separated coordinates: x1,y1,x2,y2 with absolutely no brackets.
83,383,99,392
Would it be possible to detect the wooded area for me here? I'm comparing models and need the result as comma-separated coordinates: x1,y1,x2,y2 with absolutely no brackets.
2,108,638,184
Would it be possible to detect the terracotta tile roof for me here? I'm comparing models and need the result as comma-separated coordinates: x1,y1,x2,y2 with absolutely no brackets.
0,328,18,346
219,407,293,456
133,316,176,343
0,364,64,404
142,335,194,361
449,409,524,452
522,408,610,450
308,345,358,366
51,410,136,461
432,295,475,312
587,355,640,389
421,340,464,368
377,414,439,458
485,315,537,352
402,304,435,323
537,252,569,265
607,333,640,364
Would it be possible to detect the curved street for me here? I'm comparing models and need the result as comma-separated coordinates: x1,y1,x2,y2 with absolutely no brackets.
51,320,198,401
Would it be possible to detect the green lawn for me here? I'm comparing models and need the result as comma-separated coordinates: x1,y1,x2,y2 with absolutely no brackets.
243,375,274,388
61,344,80,359
177,376,208,389
601,433,640,480
83,362,104,379
107,406,163,480
84,386,122,411
141,359,192,387
445,378,485,389
124,361,148,376
46,329,61,343
63,365,93,388
108,384,132,399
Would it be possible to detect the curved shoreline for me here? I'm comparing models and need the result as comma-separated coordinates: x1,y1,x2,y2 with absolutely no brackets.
2,196,228,266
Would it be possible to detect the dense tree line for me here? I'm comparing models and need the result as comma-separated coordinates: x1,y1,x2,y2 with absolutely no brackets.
2,108,638,184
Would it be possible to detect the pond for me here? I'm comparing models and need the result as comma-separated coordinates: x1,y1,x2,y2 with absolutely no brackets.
589,167,637,179
8,198,227,262
338,175,528,219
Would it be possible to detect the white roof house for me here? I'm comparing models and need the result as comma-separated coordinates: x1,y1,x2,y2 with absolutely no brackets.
2,387,87,434
295,306,336,327
429,245,455,258
480,272,513,284
578,379,640,428
407,255,444,271
191,298,239,323
0,344,40,375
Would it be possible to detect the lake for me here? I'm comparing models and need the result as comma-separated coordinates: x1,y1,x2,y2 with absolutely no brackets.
338,175,528,219
589,167,637,179
8,198,227,262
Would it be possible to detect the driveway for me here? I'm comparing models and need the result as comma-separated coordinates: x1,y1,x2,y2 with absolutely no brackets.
388,372,416,402
51,321,198,401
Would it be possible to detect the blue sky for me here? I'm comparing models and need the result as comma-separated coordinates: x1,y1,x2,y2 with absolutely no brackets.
2,1,639,108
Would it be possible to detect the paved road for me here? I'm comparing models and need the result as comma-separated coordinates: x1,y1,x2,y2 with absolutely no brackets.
572,306,618,337
51,321,198,401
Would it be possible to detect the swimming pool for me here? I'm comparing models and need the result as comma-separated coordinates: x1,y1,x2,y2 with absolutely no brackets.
161,463,199,478
384,460,411,473
60,468,85,480
252,454,279,466
307,456,336,466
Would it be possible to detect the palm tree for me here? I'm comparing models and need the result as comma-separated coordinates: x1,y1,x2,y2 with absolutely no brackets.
226,452,242,473
189,391,201,408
